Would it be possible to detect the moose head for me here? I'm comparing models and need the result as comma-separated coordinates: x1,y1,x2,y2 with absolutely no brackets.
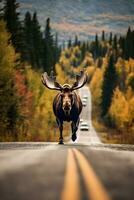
42,71,88,115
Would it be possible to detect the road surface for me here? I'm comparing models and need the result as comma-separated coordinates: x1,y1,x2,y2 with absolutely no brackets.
0,86,134,200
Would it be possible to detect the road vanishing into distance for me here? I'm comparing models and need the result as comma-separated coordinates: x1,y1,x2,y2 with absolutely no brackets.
0,86,134,200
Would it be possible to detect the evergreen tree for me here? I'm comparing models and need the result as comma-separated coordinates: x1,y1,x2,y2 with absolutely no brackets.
3,0,24,53
23,11,45,69
132,30,134,59
62,40,65,50
53,32,60,66
94,33,99,59
119,36,125,57
101,54,118,116
43,18,54,72
44,18,53,46
74,35,78,46
32,12,44,68
109,32,113,45
102,30,105,41
125,27,134,59
113,34,117,50
68,37,72,48
23,11,33,64
81,42,86,60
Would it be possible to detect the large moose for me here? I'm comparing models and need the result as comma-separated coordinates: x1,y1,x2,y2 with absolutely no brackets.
41,71,88,144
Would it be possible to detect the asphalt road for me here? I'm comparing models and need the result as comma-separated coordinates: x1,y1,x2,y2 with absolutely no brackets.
0,87,134,200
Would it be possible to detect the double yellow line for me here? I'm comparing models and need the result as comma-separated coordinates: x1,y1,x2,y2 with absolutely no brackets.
61,149,111,200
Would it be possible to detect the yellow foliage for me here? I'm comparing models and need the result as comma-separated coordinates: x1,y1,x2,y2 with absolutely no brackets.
86,66,96,78
129,97,134,124
55,63,68,84
23,66,58,141
109,87,130,130
90,68,103,105
125,86,134,99
0,20,19,73
116,58,126,75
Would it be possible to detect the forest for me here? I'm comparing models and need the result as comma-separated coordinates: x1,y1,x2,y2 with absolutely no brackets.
0,0,134,143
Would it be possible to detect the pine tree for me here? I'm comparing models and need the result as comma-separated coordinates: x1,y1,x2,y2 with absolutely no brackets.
23,11,33,64
132,30,134,59
74,35,78,46
94,33,99,59
68,37,72,48
44,18,53,46
113,35,117,50
101,54,118,116
43,18,54,72
109,32,113,45
81,42,86,60
102,30,105,41
32,12,44,68
124,27,132,60
23,11,44,69
3,0,24,53
119,36,125,57
53,32,60,67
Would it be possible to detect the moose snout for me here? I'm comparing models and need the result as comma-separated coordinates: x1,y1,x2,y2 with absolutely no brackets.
63,102,71,111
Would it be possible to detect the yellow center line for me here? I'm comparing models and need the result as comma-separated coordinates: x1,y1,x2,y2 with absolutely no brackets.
61,149,80,200
73,148,111,200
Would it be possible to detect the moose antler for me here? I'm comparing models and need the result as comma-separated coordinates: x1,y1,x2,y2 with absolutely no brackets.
41,72,62,91
71,71,88,91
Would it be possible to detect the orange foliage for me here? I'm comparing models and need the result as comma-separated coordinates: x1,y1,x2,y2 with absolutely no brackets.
15,70,33,118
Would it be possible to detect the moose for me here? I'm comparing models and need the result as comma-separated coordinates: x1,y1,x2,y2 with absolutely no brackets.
41,71,88,144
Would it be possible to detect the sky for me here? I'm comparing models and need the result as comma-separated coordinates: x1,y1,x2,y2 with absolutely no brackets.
18,0,134,42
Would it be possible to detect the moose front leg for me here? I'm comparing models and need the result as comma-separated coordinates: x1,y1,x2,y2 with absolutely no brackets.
56,119,64,144
71,118,80,142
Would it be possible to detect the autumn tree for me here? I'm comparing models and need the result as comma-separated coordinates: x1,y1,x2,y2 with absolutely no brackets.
109,87,129,130
0,20,19,138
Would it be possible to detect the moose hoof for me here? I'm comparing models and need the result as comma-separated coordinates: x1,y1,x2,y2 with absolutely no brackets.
72,133,77,142
58,140,64,145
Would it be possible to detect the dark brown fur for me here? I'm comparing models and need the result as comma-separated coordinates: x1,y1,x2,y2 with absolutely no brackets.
53,91,82,144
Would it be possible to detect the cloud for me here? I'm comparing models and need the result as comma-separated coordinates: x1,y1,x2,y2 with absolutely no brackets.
52,21,126,37
94,13,134,22
20,3,33,9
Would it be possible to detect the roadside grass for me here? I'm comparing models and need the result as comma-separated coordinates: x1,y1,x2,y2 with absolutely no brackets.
92,118,134,144
0,123,71,142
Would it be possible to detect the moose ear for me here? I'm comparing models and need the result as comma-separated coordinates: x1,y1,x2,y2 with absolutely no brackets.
71,71,88,91
41,72,62,91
